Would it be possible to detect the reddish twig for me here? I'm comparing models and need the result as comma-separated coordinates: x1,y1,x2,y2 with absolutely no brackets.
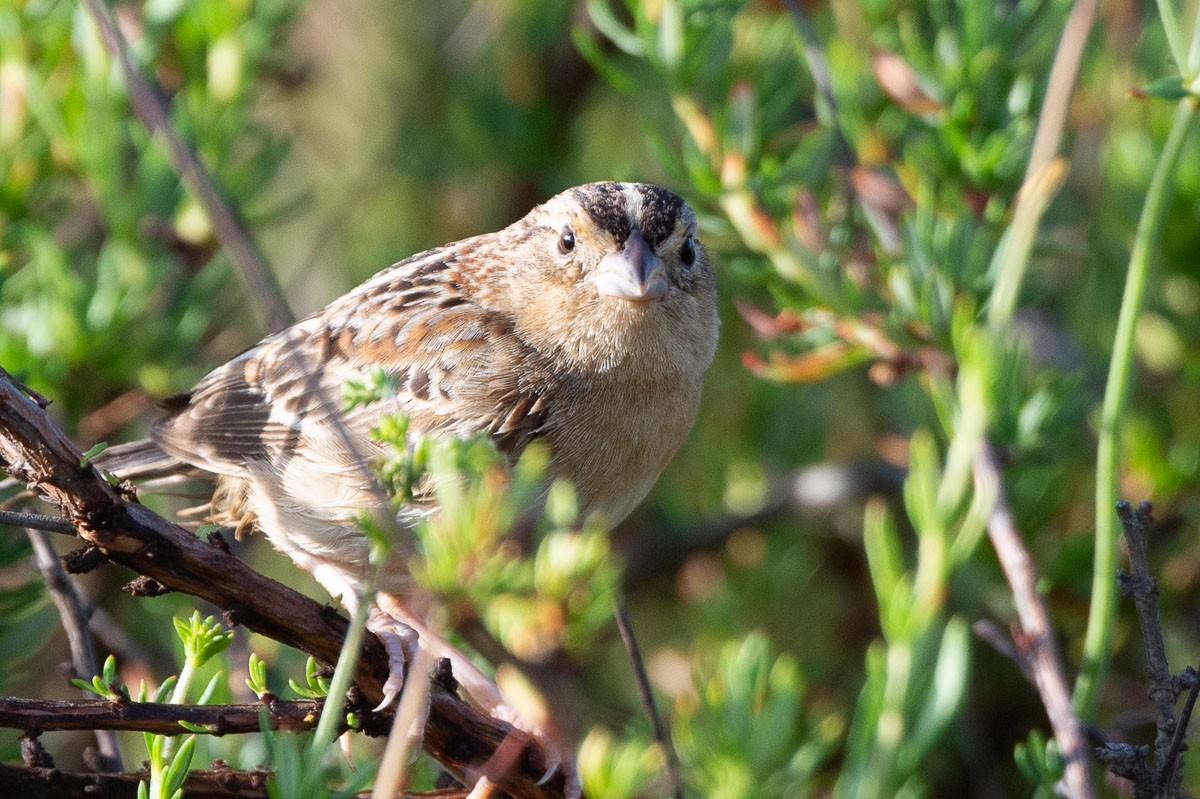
974,441,1095,798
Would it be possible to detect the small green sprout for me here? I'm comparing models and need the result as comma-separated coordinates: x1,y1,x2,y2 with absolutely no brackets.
245,652,270,699
78,442,108,468
289,657,331,699
342,366,398,410
71,654,128,702
174,612,234,667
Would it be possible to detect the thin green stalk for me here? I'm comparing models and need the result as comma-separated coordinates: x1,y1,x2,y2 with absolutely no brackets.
310,582,375,760
158,658,197,761
1156,0,1188,75
1188,1,1200,89
1073,98,1199,719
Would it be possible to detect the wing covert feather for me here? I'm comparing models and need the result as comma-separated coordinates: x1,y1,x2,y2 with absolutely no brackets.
152,247,550,480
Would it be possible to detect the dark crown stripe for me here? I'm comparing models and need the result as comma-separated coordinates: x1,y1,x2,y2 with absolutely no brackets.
575,183,630,243
635,184,684,247
574,183,685,248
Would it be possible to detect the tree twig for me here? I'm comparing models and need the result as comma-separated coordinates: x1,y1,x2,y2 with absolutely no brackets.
974,441,1094,798
1109,500,1199,798
0,510,75,534
79,0,293,332
25,528,123,771
0,366,573,799
0,696,325,736
614,597,683,799
0,762,271,799
1116,502,1177,775
1160,667,1199,795
0,762,463,799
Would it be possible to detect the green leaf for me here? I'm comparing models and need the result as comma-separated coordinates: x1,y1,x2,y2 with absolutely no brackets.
78,441,107,466
586,0,644,56
163,734,196,797
863,498,905,633
1139,75,1189,101
246,652,269,697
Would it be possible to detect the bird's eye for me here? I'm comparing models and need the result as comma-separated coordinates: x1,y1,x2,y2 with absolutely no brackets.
558,227,576,255
680,237,696,267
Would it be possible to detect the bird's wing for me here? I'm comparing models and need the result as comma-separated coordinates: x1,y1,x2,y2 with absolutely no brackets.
151,244,550,484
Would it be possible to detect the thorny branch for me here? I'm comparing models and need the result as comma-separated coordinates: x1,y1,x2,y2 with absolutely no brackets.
0,367,574,799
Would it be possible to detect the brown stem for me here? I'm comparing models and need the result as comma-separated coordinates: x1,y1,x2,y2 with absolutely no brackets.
1160,667,1199,796
0,762,270,799
0,510,75,534
0,696,325,736
1115,500,1195,798
614,597,683,799
1116,502,1176,770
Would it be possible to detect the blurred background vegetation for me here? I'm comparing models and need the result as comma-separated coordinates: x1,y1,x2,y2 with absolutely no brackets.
3,0,1200,796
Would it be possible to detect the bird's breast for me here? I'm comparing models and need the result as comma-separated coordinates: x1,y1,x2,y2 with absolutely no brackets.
540,368,704,526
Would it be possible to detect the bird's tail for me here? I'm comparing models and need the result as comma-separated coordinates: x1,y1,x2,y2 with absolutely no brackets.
92,439,210,496
92,438,177,479
1,438,209,511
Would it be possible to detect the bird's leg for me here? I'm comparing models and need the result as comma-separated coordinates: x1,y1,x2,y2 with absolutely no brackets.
375,593,581,799
279,550,417,710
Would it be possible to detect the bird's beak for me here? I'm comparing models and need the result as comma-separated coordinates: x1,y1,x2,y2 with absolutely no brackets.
592,228,668,301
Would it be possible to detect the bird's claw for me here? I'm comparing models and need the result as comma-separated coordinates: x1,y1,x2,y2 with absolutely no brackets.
488,705,580,799
367,606,420,712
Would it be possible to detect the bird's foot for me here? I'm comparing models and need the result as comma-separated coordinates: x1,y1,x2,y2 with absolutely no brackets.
366,606,420,712
486,705,581,799
372,594,580,796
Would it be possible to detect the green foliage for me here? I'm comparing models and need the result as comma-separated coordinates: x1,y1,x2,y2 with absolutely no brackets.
0,534,49,691
71,654,128,702
370,410,623,661
673,632,840,799
69,615,235,799
140,613,233,799
173,612,234,668
583,0,1199,794
578,727,667,799
0,0,299,414
341,366,398,411
260,723,373,799
287,657,330,700
1014,729,1064,799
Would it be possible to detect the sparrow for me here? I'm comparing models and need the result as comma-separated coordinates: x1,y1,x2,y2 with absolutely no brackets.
100,181,718,790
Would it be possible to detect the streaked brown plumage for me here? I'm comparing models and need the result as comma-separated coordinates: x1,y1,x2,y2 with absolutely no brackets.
106,181,718,791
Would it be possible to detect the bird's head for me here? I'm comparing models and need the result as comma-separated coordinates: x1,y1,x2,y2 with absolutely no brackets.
503,182,719,377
